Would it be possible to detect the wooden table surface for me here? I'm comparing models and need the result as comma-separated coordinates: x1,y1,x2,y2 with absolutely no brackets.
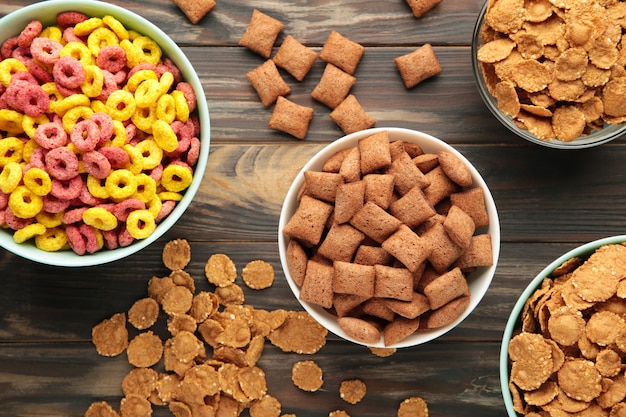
2,0,626,416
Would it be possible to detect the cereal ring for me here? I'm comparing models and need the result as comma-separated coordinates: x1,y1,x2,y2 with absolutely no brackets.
145,194,162,219
1,37,19,60
98,146,129,169
56,11,89,28
80,64,104,97
40,26,63,44
35,210,64,228
132,173,157,203
176,82,197,112
186,137,201,167
117,224,134,247
17,20,43,49
120,39,142,69
73,17,104,37
122,143,143,175
30,37,62,66
0,136,24,167
102,15,129,41
0,58,27,87
70,119,100,152
134,78,161,108
83,206,118,231
0,192,8,210
13,222,46,243
23,167,52,196
21,138,39,163
130,105,157,133
159,71,174,95
126,209,156,239
53,56,86,89
105,169,137,200
96,69,118,101
156,94,176,124
161,58,182,84
157,191,183,202
34,122,68,149
135,139,163,171
77,181,104,206
22,114,50,139
105,89,136,121
50,175,83,200
148,163,163,182
62,105,94,133
82,150,112,179
131,36,162,65
9,185,43,219
61,27,85,45
0,161,23,194
62,207,88,224
35,226,68,251
161,163,193,192
126,69,157,93
50,94,91,116
171,90,190,122
42,194,71,214
5,79,50,117
66,223,101,255
87,174,109,199
102,228,119,250
4,206,34,229
152,119,178,152
96,46,127,73
113,198,145,222
155,199,176,222
87,27,119,58
45,146,79,180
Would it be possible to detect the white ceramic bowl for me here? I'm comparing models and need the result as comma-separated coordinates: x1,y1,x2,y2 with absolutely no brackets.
278,127,500,348
0,0,210,267
500,235,626,417
471,0,626,149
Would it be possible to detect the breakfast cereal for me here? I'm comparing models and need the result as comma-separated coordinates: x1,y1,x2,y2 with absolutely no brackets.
319,30,364,75
394,44,442,89
272,35,318,81
267,96,314,140
239,9,284,59
339,379,367,404
292,360,324,392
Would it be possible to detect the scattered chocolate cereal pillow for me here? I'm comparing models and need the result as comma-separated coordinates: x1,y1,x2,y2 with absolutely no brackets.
239,9,284,58
330,94,376,134
268,96,314,139
273,35,318,81
394,44,442,89
405,0,442,18
319,30,365,75
172,0,216,24
246,60,291,107
311,63,357,109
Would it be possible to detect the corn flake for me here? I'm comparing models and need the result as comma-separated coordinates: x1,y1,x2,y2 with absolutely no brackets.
339,379,366,404
242,260,275,290
291,360,324,392
205,253,237,287
92,312,129,357
268,310,328,354
162,238,191,271
397,397,428,417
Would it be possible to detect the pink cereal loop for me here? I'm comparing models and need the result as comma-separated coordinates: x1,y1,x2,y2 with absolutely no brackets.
0,192,8,210
102,228,119,250
35,122,68,149
98,146,129,169
186,137,201,167
56,11,89,28
1,37,19,60
155,200,176,223
70,119,100,152
62,206,88,224
65,224,86,255
17,20,43,49
5,207,34,230
5,80,50,117
53,56,86,89
78,223,100,254
90,112,114,145
42,194,71,214
82,150,112,179
50,175,83,200
30,37,62,66
113,198,145,222
78,182,104,206
117,224,134,247
161,58,182,84
97,70,118,101
96,45,127,73
148,164,163,182
62,27,86,45
176,82,197,112
44,146,79,180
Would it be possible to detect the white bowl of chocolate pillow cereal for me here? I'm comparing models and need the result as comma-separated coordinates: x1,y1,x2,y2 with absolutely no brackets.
278,127,500,348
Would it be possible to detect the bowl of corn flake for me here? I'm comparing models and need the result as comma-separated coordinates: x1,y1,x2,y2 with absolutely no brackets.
278,127,500,348
501,235,626,417
0,0,210,267
472,0,626,148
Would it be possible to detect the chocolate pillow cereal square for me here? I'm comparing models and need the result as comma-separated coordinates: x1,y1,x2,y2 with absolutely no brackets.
358,130,391,174
268,96,314,139
394,44,442,89
273,35,318,81
299,260,334,308
405,0,442,18
319,30,365,75
311,63,357,109
172,0,216,24
283,195,333,247
333,261,376,298
330,95,376,134
239,9,284,58
246,60,291,107
317,223,365,262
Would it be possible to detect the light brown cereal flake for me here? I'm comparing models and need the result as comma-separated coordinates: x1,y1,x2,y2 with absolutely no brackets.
127,331,163,368
511,32,544,60
485,0,525,33
368,346,397,357
571,244,626,303
552,257,582,277
512,60,554,92
508,332,552,363
552,106,586,142
524,0,553,22
119,394,152,417
268,311,328,354
170,330,205,363
339,379,366,404
555,48,589,81
238,366,268,401
162,238,192,271
249,394,282,417
477,38,516,63
557,358,602,402
328,411,350,417
523,381,559,406
162,285,194,316
397,396,428,417
510,357,553,391
242,260,275,290
84,401,118,417
92,312,129,357
494,81,521,116
216,283,246,306
586,310,626,346
205,253,237,287
121,367,158,398
168,401,192,417
595,348,622,377
128,297,160,330
189,291,218,323
291,360,323,392
547,308,585,346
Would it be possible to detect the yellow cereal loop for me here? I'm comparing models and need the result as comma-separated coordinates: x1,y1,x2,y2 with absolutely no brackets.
0,161,23,194
132,36,162,65
13,222,47,244
0,58,27,87
22,139,39,163
156,94,176,124
159,71,174,94
60,41,94,66
83,207,118,231
73,17,105,37
145,194,162,218
87,174,110,199
35,227,68,252
134,79,162,108
106,89,136,121
110,120,127,147
105,169,137,200
40,26,63,43
126,70,158,92
62,105,94,133
161,164,192,192
50,94,91,116
133,173,157,203
95,228,104,251
120,39,142,68
23,167,52,196
81,64,104,97
35,211,64,228
135,139,163,170
0,137,24,168
152,119,178,152
9,185,43,219
127,29,142,41
42,82,64,103
171,90,190,122
158,191,183,201
91,99,107,114
0,109,25,135
102,15,129,41
87,27,119,57
123,143,144,174
22,114,50,139
126,209,156,239
131,105,157,133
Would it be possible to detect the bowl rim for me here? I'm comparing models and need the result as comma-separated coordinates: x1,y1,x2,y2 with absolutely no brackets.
278,127,501,348
471,0,626,149
0,0,210,267
499,234,626,416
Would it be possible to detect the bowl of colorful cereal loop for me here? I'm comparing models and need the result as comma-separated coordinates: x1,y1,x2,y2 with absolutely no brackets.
0,0,210,267
278,127,500,348
501,235,626,417
472,0,626,148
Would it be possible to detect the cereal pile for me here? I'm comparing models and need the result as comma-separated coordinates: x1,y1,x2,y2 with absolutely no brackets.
507,243,626,416
0,12,201,254
282,130,493,346
476,0,626,142
87,239,429,417
240,9,442,140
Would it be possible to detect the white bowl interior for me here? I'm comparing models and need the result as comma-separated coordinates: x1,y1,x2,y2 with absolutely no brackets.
0,0,210,267
278,127,501,348
499,235,626,416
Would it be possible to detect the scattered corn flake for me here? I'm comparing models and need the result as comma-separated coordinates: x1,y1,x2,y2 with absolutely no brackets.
339,379,366,404
397,397,429,417
476,38,516,63
328,411,350,417
238,365,268,401
249,394,282,417
127,331,164,368
170,330,205,363
291,360,324,392
216,283,246,306
169,269,196,293
167,314,198,336
162,285,194,316
92,312,129,357
189,291,218,323
121,367,158,398
205,253,238,287
128,297,160,330
162,238,192,271
268,310,328,354
84,401,118,417
119,394,153,417
242,260,275,290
